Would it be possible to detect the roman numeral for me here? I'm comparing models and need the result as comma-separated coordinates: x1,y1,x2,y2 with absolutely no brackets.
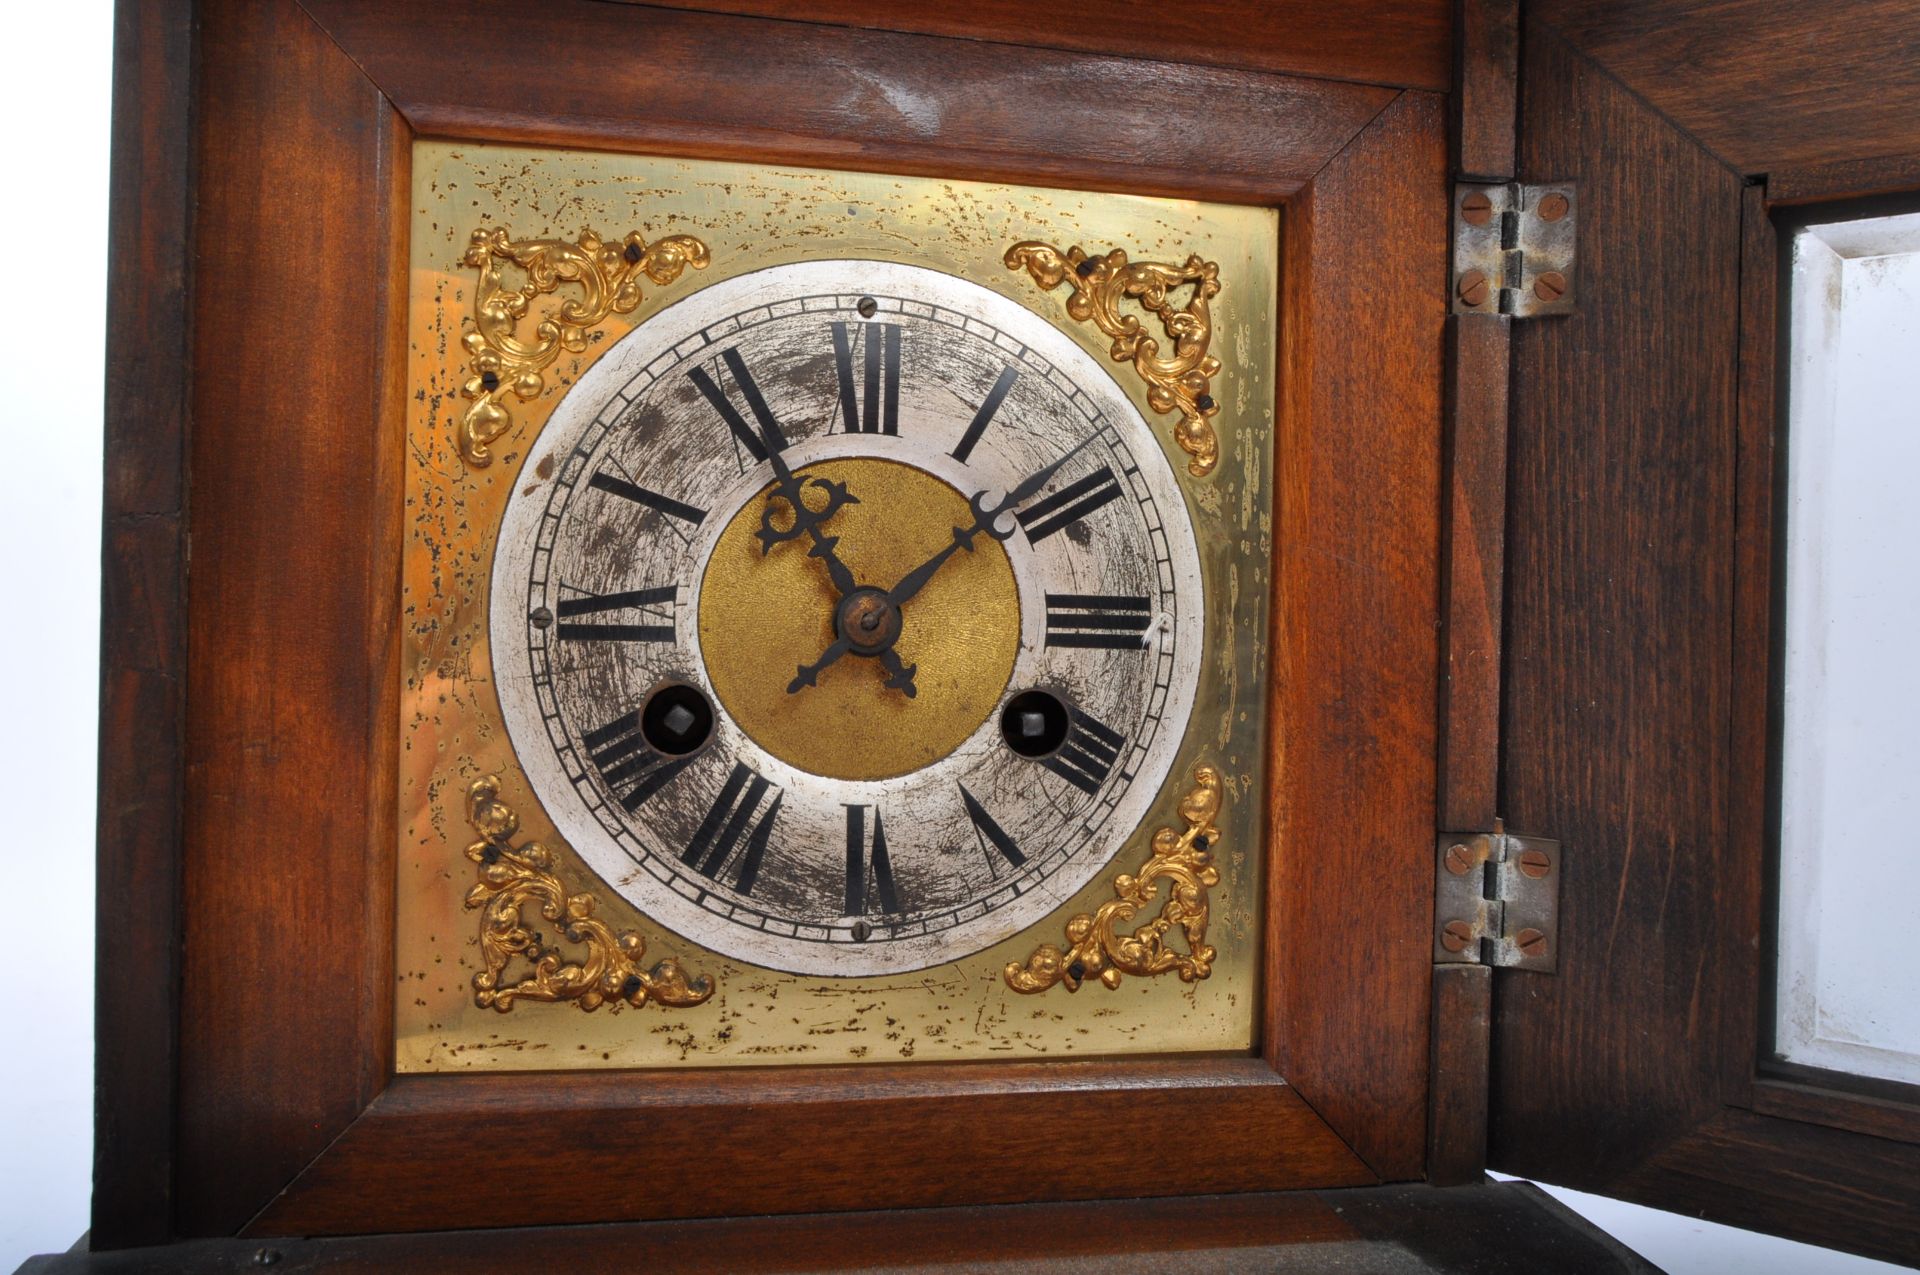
554,584,676,643
582,708,695,812
682,761,782,895
1015,465,1125,543
959,784,1026,870
688,347,788,464
951,365,1019,464
1044,593,1152,650
843,804,901,916
587,471,707,526
831,321,901,435
1040,707,1128,795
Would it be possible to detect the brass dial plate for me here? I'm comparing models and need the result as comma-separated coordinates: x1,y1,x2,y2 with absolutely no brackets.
699,456,1021,782
396,140,1278,1070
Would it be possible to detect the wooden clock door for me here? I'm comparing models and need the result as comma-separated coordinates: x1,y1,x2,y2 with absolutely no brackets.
1468,1,1920,1266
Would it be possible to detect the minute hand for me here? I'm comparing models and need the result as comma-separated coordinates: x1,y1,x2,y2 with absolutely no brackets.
885,434,1098,609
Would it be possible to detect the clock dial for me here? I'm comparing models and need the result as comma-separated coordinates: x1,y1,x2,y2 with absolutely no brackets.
492,260,1203,975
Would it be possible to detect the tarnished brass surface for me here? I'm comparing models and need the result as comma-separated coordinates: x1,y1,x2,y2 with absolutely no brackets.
699,458,1019,781
1006,242,1223,477
1005,765,1222,993
464,775,714,1011
396,140,1277,1072
458,225,708,466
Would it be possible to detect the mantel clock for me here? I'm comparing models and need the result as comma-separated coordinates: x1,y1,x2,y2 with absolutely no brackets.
92,0,1463,1260
397,144,1275,1069
87,0,1920,1267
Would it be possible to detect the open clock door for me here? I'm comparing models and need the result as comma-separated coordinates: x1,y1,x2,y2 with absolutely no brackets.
1486,1,1920,1265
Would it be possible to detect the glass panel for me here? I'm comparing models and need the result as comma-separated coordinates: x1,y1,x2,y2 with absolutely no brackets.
1776,209,1920,1086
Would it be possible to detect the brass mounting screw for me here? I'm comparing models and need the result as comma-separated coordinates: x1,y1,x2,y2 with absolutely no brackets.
1537,192,1570,222
1444,842,1477,875
1516,847,1553,879
1440,920,1477,953
1533,271,1568,303
1513,928,1549,959
1457,270,1491,308
1460,190,1495,226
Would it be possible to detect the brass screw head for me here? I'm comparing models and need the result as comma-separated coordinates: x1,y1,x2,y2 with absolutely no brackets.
1441,920,1477,953
1444,842,1477,875
1533,271,1568,303
1537,192,1570,222
1516,847,1552,879
1460,190,1495,226
1457,270,1491,307
1514,928,1548,958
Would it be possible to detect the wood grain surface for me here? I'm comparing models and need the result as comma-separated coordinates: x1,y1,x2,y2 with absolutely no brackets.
1722,181,1775,1107
1767,151,1920,205
1533,0,1920,175
93,0,196,1249
298,0,1395,205
1615,1109,1920,1266
124,0,1456,1239
176,0,409,1236
1454,0,1519,179
611,0,1453,92
1269,89,1449,1182
23,1182,1660,1274
248,1060,1374,1235
1491,20,1920,1266
1440,314,1512,833
1426,964,1492,1186
1493,15,1744,1185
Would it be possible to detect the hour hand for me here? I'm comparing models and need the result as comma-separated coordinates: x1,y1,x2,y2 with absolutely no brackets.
879,649,917,699
757,474,861,597
789,636,852,694
755,476,858,551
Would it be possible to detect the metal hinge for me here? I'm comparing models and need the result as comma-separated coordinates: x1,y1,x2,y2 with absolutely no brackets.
1451,181,1578,318
1434,822,1561,972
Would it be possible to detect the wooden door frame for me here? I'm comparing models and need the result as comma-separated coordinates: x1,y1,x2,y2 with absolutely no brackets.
1484,11,1920,1266
97,0,1451,1245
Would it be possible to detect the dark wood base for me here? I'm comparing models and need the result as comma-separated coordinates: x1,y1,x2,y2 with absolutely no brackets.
19,1182,1652,1275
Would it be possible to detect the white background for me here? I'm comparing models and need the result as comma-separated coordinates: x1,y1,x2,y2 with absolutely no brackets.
0,6,1908,1272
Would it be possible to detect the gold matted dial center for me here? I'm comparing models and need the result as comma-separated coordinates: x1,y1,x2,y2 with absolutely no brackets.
697,457,1020,782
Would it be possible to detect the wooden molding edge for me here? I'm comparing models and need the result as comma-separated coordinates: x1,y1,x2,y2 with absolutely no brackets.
247,1059,1377,1235
299,0,1394,205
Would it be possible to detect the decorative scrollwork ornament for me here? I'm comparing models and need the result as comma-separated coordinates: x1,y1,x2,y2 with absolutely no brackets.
463,775,715,1012
458,225,710,467
1004,765,1223,993
1005,241,1223,477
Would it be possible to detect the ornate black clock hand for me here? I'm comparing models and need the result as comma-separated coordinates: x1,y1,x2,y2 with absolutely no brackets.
754,445,861,598
785,434,1101,697
886,431,1101,610
788,635,852,693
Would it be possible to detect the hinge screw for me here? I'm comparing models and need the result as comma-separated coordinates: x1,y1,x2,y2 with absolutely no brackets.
1440,920,1477,953
1532,271,1568,303
1514,928,1548,958
1457,270,1491,308
1537,192,1570,222
1460,190,1495,226
1516,847,1552,879
1443,842,1476,876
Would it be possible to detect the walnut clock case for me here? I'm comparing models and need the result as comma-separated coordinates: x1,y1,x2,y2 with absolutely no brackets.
98,0,1447,1252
